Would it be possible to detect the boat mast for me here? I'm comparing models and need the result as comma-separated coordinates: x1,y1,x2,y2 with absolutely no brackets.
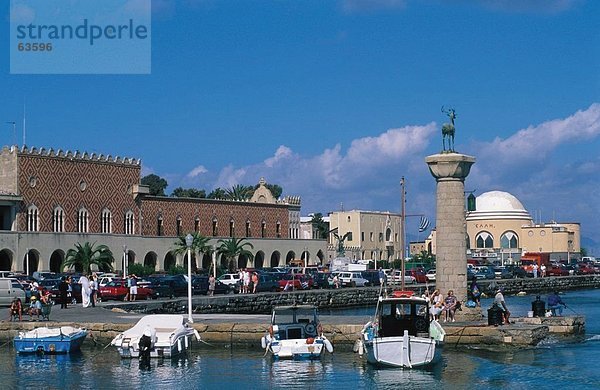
400,177,406,291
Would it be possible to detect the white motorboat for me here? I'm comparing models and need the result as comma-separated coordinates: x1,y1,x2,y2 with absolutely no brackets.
261,305,333,359
111,314,200,358
360,291,445,368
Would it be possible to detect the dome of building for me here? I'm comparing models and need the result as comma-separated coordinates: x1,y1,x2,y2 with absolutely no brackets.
466,191,532,221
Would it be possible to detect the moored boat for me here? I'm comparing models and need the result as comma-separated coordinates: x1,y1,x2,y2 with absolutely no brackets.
361,291,445,368
261,304,333,359
14,326,88,354
111,314,200,358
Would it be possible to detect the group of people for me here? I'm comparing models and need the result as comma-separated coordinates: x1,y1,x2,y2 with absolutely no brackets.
532,264,547,278
9,288,53,322
124,274,138,302
424,289,460,323
238,269,259,294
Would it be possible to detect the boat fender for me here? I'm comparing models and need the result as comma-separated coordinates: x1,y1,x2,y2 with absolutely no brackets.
323,337,334,353
358,339,364,356
185,335,189,349
352,339,361,353
261,336,267,349
306,337,315,345
177,338,182,352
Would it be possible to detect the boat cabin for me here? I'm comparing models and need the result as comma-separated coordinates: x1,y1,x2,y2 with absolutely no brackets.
271,305,320,340
377,297,430,338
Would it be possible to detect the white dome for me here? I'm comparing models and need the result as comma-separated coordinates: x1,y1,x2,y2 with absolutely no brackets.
466,191,531,221
475,191,526,212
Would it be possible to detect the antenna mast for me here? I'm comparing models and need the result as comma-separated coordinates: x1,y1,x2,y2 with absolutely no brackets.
400,177,406,291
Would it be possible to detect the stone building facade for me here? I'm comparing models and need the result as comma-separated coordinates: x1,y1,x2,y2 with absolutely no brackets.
0,146,325,274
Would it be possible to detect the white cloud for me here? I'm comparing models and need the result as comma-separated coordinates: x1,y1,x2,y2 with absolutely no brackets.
475,103,600,166
187,165,208,178
475,0,582,14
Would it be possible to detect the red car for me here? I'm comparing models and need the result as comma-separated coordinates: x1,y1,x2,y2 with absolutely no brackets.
576,264,596,275
406,268,428,284
278,274,313,291
99,279,156,301
546,265,569,277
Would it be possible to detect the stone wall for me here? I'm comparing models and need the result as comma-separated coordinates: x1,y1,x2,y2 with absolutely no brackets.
114,275,600,315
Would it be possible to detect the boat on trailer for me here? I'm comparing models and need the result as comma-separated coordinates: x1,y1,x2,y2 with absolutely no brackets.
111,314,200,358
261,304,333,359
14,326,88,354
361,291,445,368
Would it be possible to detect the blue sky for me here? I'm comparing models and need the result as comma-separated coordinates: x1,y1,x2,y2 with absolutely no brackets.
1,0,599,252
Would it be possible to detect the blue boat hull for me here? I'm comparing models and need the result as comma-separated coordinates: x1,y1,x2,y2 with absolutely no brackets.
14,331,87,354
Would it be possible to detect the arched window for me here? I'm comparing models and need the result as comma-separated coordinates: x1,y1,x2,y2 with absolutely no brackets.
229,218,235,237
157,215,163,236
27,205,39,232
466,234,471,249
500,231,518,249
53,206,65,232
212,217,218,237
261,220,266,238
194,216,200,233
475,232,494,248
125,211,135,235
77,208,89,233
176,216,182,237
276,221,281,238
385,228,392,241
101,208,112,234
245,220,251,237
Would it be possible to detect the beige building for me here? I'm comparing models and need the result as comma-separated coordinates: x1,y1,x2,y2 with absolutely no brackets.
422,191,580,264
327,210,404,262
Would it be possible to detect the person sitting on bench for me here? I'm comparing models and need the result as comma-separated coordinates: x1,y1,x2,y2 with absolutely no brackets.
28,296,42,321
9,297,22,322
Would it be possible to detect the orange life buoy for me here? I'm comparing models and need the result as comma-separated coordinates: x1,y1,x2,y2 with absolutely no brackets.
306,337,315,344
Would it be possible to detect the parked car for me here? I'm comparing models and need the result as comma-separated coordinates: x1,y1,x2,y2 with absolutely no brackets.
492,266,514,279
278,274,313,291
218,273,241,286
426,269,436,282
337,272,370,287
361,270,382,287
146,276,188,297
50,282,86,304
474,266,495,280
99,279,155,301
546,264,569,277
312,272,332,289
388,270,416,285
576,263,596,275
504,265,528,279
192,276,234,295
32,272,58,281
406,268,428,284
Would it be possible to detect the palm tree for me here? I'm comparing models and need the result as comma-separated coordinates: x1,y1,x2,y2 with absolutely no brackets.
225,184,254,201
62,242,114,274
172,232,212,272
217,237,254,272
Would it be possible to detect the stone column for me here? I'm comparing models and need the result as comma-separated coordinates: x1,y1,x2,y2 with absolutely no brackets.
425,153,476,319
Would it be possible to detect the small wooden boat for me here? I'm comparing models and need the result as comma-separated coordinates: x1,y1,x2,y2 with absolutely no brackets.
111,314,200,358
360,291,445,368
261,304,333,359
14,326,88,354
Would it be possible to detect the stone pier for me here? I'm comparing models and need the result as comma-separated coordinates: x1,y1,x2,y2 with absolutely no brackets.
425,153,475,308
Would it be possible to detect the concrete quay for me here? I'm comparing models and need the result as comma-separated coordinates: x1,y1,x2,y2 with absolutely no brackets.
0,300,584,351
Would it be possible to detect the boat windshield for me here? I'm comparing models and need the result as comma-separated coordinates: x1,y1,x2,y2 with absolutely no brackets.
273,307,317,325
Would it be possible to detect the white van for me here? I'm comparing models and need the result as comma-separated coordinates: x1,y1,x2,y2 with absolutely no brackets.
0,278,26,306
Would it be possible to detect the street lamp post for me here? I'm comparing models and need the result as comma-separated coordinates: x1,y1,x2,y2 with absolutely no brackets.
185,234,194,323
25,248,29,276
123,245,127,277
212,245,217,279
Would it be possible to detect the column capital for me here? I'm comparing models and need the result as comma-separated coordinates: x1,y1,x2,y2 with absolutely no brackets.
425,153,476,182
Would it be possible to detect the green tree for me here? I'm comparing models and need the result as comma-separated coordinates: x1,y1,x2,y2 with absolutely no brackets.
217,237,254,272
172,232,212,272
171,187,206,198
207,187,227,199
225,184,254,201
128,263,155,277
62,242,114,274
580,247,588,257
141,174,168,196
309,213,329,239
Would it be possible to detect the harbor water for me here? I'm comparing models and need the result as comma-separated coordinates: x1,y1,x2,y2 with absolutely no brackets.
2,289,599,389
